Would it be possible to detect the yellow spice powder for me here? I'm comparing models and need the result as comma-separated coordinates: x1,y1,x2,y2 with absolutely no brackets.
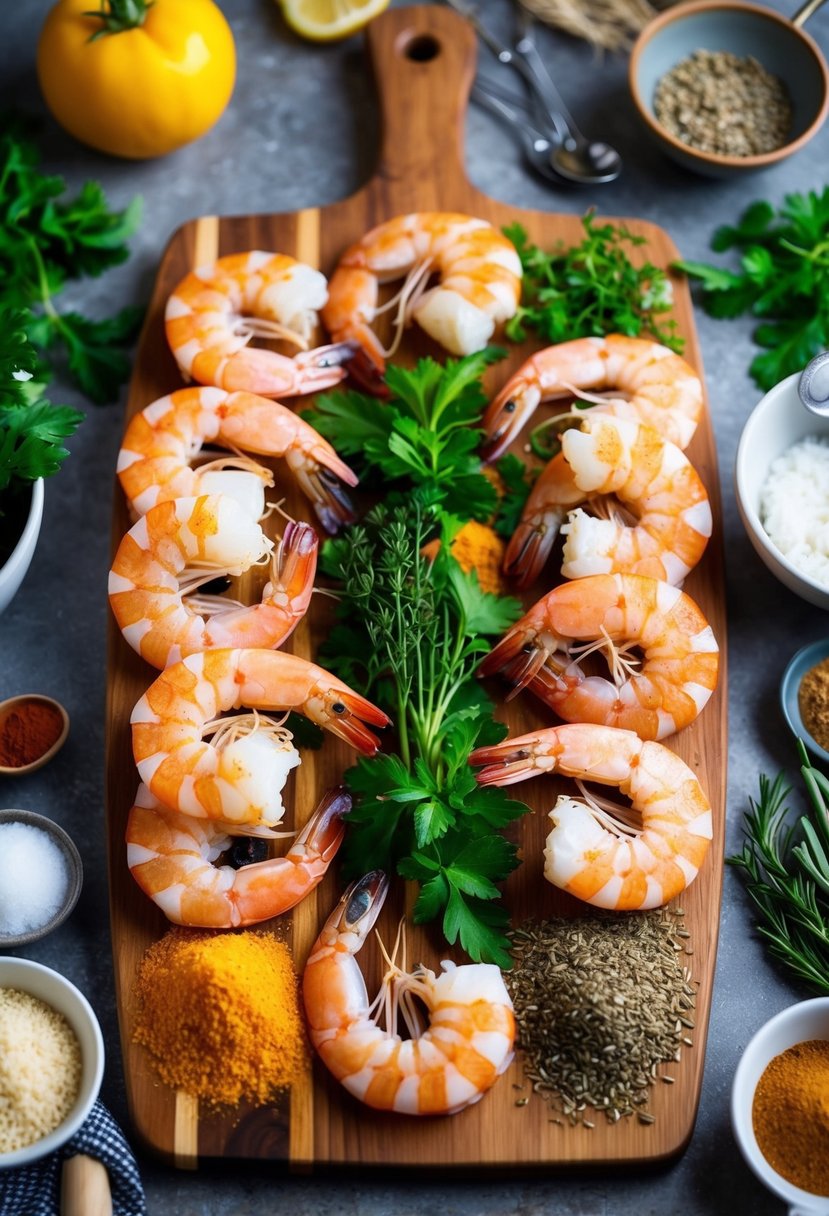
132,928,306,1108
450,521,507,596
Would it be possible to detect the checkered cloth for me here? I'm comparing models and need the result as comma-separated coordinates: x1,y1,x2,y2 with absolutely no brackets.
0,1100,146,1215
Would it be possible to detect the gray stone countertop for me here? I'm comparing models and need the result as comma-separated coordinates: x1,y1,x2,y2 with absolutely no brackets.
2,0,829,1211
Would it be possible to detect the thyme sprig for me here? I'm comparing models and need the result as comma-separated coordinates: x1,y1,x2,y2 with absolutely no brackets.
728,739,829,994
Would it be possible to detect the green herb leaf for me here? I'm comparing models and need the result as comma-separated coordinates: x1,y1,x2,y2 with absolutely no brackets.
505,212,683,353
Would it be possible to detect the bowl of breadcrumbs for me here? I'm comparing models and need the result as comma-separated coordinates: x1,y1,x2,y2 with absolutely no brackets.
0,957,104,1168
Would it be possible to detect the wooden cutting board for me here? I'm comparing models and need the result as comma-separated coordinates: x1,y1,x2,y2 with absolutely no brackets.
105,2,727,1172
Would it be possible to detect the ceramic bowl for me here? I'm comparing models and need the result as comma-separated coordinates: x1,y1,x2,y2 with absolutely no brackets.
734,371,829,611
0,809,83,948
0,694,70,776
732,998,829,1214
0,958,104,1169
780,639,829,765
629,0,829,177
0,479,44,617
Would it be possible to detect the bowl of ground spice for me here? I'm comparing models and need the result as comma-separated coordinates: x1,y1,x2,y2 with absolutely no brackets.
781,640,829,765
0,694,69,775
629,0,829,177
732,997,829,1211
0,957,104,1169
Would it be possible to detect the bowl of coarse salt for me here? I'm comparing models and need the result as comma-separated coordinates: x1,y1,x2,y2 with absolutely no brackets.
0,957,104,1169
0,809,82,948
735,371,829,610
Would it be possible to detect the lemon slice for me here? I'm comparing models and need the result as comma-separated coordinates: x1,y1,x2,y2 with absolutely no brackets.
281,0,390,42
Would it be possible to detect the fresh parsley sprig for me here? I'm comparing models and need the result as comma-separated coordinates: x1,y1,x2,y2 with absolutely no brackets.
0,122,143,403
503,212,683,352
675,189,829,391
728,739,829,994
0,309,84,495
306,349,508,522
321,494,527,969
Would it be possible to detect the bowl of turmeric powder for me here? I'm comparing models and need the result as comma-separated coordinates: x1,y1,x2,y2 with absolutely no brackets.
780,640,829,766
732,997,829,1211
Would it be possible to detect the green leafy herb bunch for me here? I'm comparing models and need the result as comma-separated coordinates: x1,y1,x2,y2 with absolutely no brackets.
306,351,534,968
0,308,83,497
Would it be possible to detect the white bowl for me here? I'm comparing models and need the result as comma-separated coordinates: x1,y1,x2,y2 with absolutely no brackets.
732,998,829,1214
0,958,104,1169
0,479,44,617
735,372,829,610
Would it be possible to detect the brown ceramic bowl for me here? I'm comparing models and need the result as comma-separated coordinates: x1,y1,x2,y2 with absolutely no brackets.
629,0,829,177
0,694,69,776
0,809,83,948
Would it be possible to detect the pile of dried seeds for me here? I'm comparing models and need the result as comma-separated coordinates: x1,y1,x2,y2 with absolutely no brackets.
654,49,792,157
506,910,696,1126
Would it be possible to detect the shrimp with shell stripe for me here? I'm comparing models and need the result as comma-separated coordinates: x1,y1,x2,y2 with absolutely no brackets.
165,251,356,398
481,334,703,462
127,784,350,927
117,386,358,534
302,871,515,1116
479,573,719,741
471,722,713,911
108,495,317,671
130,648,390,829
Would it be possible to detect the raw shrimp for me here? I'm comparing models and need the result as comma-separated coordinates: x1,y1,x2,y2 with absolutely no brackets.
481,335,703,461
302,871,515,1116
165,251,356,397
470,722,713,910
131,647,390,826
117,386,358,533
503,414,712,587
126,784,350,927
109,496,317,670
321,212,522,391
479,573,719,741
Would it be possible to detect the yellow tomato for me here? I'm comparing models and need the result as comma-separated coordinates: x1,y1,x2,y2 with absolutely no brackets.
37,0,236,160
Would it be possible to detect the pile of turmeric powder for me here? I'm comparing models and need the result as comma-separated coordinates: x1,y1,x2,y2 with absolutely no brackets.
450,520,507,596
132,928,306,1108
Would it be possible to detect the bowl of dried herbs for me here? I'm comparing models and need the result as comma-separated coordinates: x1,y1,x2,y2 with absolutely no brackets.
629,0,829,177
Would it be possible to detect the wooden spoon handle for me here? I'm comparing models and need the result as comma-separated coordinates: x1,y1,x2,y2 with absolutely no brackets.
364,4,478,210
60,1154,112,1216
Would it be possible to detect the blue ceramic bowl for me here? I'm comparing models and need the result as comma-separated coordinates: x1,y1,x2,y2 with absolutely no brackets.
629,0,829,177
780,639,829,765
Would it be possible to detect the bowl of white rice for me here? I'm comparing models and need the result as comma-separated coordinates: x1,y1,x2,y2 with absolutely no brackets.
0,958,104,1168
735,371,829,610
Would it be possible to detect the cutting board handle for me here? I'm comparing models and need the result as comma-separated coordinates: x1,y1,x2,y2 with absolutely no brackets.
364,4,478,204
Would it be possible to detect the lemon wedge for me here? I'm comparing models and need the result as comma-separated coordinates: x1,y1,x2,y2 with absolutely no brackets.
280,0,390,42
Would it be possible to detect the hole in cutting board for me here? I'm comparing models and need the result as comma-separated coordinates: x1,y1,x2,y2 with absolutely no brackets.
401,34,440,63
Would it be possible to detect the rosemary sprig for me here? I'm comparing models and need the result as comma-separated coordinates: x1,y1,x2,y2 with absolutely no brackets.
728,739,829,994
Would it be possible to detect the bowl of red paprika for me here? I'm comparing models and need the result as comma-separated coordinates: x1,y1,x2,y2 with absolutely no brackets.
732,997,829,1212
0,694,69,776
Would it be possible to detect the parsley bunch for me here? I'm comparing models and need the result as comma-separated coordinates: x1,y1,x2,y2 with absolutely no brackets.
675,190,829,390
307,348,533,535
0,123,143,403
728,740,829,994
321,495,527,969
503,213,682,352
0,309,83,496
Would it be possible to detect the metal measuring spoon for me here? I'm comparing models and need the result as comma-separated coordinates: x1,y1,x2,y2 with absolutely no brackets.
798,351,829,415
471,81,568,184
511,7,623,185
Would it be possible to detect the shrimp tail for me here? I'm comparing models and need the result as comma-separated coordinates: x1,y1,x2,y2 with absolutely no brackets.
291,341,360,392
478,628,551,697
502,512,564,588
346,344,390,398
267,520,319,623
291,786,352,863
325,869,390,943
290,464,358,534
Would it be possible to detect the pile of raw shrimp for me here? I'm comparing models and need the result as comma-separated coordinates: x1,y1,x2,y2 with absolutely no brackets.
107,211,718,1119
